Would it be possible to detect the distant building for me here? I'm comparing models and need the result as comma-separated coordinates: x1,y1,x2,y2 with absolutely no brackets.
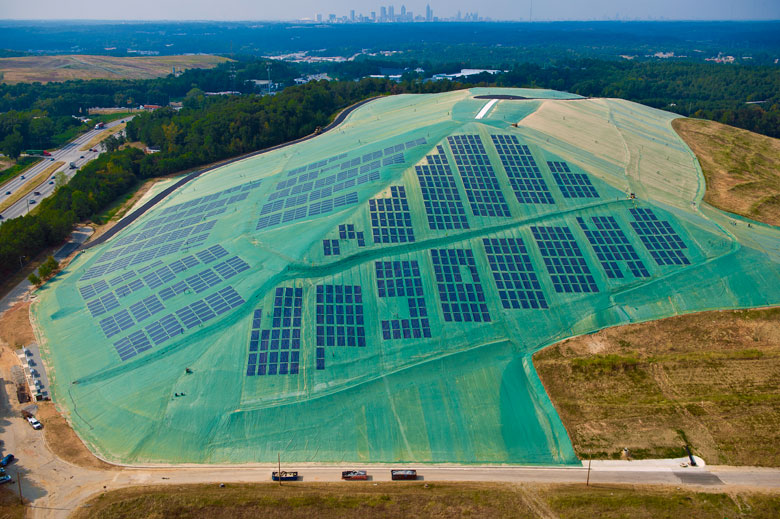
139,104,162,111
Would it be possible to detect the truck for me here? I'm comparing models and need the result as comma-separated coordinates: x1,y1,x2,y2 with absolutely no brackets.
271,471,299,481
94,122,106,130
390,469,417,481
341,470,368,481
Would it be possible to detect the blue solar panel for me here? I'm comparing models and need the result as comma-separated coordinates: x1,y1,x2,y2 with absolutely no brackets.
629,208,690,266
323,239,340,256
370,186,415,244
213,256,250,279
99,309,134,338
483,237,548,309
430,248,490,322
315,285,366,370
577,216,650,278
247,287,302,376
531,225,599,293
145,313,184,345
159,280,188,301
491,135,555,204
448,135,511,218
86,292,119,317
548,161,599,198
415,152,469,230
129,294,165,323
376,260,431,339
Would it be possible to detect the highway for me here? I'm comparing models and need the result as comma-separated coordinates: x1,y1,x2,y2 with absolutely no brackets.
0,118,129,223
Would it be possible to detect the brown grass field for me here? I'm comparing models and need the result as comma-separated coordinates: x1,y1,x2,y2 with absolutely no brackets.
673,118,780,226
71,482,780,519
0,161,63,213
534,308,780,465
0,54,230,84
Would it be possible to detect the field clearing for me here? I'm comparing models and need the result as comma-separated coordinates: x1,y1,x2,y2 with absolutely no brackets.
80,123,126,151
534,308,780,466
673,118,780,226
72,482,780,519
0,54,231,84
0,161,63,213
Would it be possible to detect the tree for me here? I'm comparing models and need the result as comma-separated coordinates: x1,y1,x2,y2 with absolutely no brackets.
37,255,59,280
27,273,42,286
54,171,68,190
1,131,24,160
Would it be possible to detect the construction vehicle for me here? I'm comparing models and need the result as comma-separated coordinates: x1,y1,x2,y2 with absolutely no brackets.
342,470,368,480
391,469,417,480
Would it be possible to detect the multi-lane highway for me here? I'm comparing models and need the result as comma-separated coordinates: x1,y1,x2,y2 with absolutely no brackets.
0,118,129,222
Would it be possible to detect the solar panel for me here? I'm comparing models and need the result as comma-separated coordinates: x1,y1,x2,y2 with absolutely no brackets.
370,186,415,244
629,208,690,266
577,216,650,278
415,151,469,230
483,237,548,309
531,225,599,293
315,285,366,370
448,135,511,218
376,260,431,340
490,135,555,204
430,248,490,322
246,287,302,376
548,161,599,198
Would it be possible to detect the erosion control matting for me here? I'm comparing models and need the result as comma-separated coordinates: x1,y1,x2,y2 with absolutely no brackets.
33,87,780,464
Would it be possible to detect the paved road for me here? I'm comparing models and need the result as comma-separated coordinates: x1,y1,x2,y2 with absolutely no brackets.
0,119,128,223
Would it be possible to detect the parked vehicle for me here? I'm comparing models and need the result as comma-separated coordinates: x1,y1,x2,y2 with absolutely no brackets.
391,469,417,481
0,474,12,485
271,471,298,481
26,416,42,430
0,454,15,467
342,470,368,480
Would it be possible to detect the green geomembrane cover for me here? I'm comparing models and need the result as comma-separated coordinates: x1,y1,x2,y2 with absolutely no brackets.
33,88,780,465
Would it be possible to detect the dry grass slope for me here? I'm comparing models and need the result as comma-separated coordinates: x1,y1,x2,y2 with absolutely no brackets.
0,55,231,84
71,483,780,519
534,308,780,465
673,118,780,226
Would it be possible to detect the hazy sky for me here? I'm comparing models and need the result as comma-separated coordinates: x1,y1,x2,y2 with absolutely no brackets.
1,0,778,21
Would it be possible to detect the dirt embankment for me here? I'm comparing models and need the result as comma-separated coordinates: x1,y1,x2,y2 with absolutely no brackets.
534,307,780,465
673,118,780,226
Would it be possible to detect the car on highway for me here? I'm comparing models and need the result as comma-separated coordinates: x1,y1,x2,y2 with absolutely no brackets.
0,454,14,467
33,191,41,196
26,416,43,430
0,474,11,485
20,175,25,179
29,199,35,204
80,155,85,159
49,181,54,185
4,191,9,195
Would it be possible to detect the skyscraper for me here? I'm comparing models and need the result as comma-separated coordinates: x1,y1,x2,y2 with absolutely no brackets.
380,6,387,22
426,4,432,22
389,5,395,21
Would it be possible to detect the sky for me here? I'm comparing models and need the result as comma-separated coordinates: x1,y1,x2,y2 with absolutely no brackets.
0,0,778,21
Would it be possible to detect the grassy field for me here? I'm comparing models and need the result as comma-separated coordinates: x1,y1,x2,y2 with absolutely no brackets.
673,118,780,226
72,482,780,519
0,161,63,213
534,308,780,465
0,54,231,84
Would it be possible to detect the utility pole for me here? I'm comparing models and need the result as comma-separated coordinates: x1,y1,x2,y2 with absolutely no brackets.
586,453,592,486
17,472,23,505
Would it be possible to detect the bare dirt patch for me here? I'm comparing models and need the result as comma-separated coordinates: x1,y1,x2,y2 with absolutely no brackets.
0,302,35,350
673,118,780,226
534,307,780,466
0,54,231,84
36,401,117,471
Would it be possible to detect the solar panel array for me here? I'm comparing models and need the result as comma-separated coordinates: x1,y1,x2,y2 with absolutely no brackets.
431,248,491,322
491,134,555,204
79,279,109,300
246,288,302,376
447,135,511,217
483,238,548,309
369,186,415,244
629,208,690,265
548,161,599,199
415,150,470,230
256,138,427,232
339,224,366,247
83,181,262,282
86,292,119,317
323,239,341,256
376,260,432,339
577,216,650,278
316,285,366,370
531,226,599,293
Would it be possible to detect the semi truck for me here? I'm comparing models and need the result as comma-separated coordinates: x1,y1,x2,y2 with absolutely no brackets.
94,122,106,130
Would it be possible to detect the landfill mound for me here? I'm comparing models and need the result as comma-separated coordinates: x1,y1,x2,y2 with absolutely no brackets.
34,87,780,464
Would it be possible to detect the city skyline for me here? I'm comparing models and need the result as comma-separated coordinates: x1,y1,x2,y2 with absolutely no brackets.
0,0,778,21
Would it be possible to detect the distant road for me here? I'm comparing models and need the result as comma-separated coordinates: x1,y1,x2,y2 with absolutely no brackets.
0,118,129,223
